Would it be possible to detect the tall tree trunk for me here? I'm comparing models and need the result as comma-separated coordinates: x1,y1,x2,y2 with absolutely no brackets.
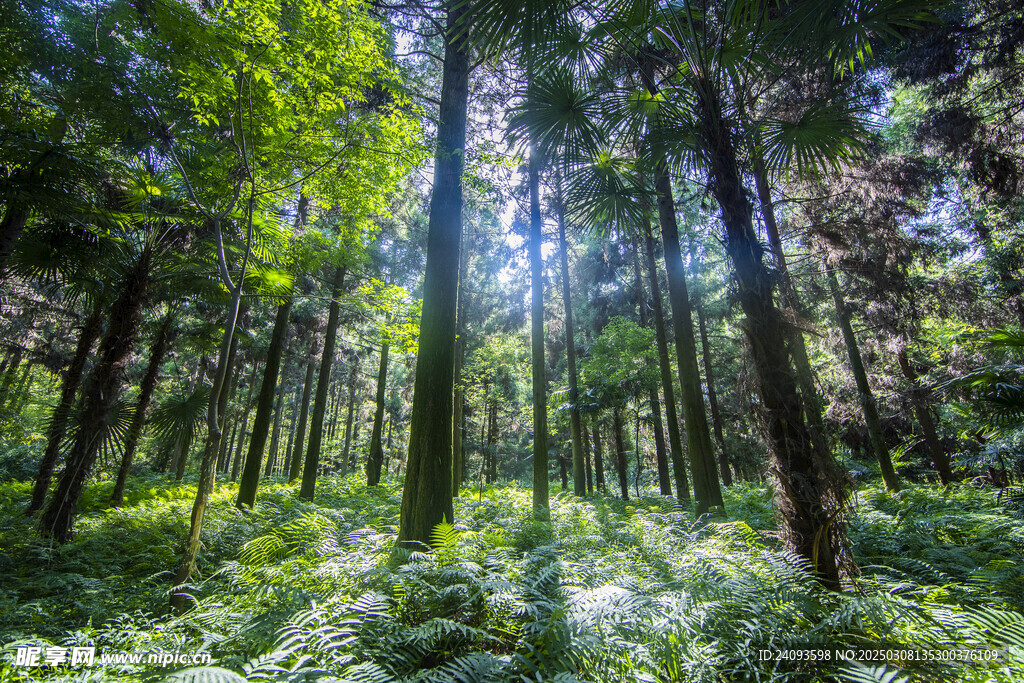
753,157,831,461
453,241,468,496
557,207,585,496
613,407,628,500
705,104,842,588
223,421,238,475
230,363,262,483
367,341,390,485
592,417,606,493
40,251,151,542
827,269,900,492
111,311,174,506
300,266,346,500
237,299,293,507
341,359,358,475
528,145,549,520
632,238,671,495
896,348,953,485
265,384,288,476
695,306,732,486
289,349,318,481
654,167,723,514
397,1,468,550
582,422,593,494
27,297,103,515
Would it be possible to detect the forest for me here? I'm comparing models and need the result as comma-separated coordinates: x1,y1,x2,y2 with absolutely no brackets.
1,0,1023,680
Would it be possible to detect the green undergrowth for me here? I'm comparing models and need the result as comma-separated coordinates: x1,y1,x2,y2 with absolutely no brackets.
1,475,1023,682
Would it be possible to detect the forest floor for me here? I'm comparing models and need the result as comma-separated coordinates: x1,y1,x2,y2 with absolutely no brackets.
1,470,1023,682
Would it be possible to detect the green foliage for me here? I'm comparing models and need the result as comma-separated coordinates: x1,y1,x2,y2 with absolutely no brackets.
3,475,1023,682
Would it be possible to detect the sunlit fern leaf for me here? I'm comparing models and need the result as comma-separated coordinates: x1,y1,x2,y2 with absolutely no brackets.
837,661,910,683
965,607,1024,649
160,666,247,683
337,661,393,683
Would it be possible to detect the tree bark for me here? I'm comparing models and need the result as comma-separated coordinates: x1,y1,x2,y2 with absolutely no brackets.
396,1,468,550
265,383,288,477
27,297,103,515
366,341,390,485
704,101,842,588
341,359,358,475
111,310,174,506
896,348,953,485
582,422,593,494
827,269,900,492
300,265,346,500
237,299,293,507
40,251,151,542
453,241,468,496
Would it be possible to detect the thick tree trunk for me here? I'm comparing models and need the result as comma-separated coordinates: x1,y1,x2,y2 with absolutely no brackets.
556,210,586,496
696,306,732,486
654,168,723,515
592,417,606,493
366,341,389,485
705,106,842,589
632,239,672,495
897,348,953,485
641,225,691,502
27,297,103,515
288,350,317,481
528,146,549,520
396,2,468,550
40,252,151,542
827,270,900,492
237,299,293,507
613,407,628,500
111,311,174,506
300,266,346,500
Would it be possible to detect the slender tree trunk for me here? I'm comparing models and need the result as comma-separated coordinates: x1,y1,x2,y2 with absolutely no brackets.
397,1,468,550
453,242,468,496
612,408,628,500
528,145,549,520
632,239,672,495
592,417,606,493
557,208,586,496
695,306,732,486
897,348,953,485
283,394,297,475
27,297,103,515
230,363,262,483
753,157,831,461
40,251,151,542
111,311,174,506
289,350,317,481
237,298,293,507
704,103,842,588
223,421,238,475
654,167,723,514
341,360,358,475
300,266,346,500
487,400,498,483
827,269,900,492
367,341,390,485
265,384,287,477
582,422,593,494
